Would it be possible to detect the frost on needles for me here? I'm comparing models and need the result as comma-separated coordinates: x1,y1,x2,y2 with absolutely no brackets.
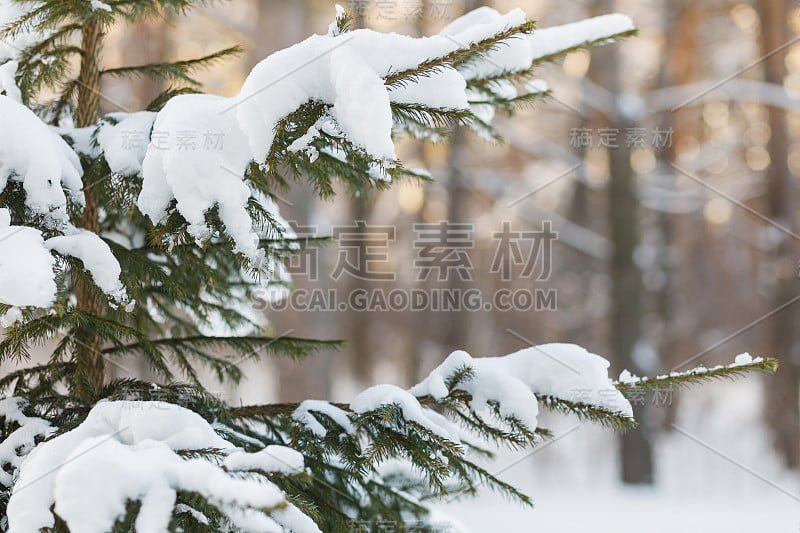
0,2,775,532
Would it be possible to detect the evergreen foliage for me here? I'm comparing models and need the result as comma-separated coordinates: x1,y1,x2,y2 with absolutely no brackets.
0,2,774,532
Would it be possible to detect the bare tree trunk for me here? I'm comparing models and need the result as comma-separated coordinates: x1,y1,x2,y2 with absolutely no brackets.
441,125,472,353
122,17,170,109
404,0,432,385
591,0,652,484
654,0,699,429
246,0,337,401
569,110,591,227
609,116,652,484
344,8,374,385
436,0,485,355
346,196,373,384
759,0,800,469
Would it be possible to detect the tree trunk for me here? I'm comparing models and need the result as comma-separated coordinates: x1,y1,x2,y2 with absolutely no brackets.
123,17,170,109
246,0,337,402
591,0,652,484
404,0,432,385
74,20,106,400
436,0,485,355
654,0,699,430
440,125,472,354
346,196,373,384
759,0,800,469
343,8,375,385
608,114,652,483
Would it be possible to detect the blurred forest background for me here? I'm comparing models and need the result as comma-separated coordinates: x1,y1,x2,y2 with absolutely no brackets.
22,0,800,527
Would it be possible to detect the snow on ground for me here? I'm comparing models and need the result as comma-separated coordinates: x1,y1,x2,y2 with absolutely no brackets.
444,482,797,532
440,376,799,532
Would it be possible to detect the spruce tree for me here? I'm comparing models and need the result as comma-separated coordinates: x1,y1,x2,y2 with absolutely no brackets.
0,2,777,532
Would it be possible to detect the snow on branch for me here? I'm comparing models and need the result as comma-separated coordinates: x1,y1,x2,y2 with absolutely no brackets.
0,95,84,223
45,230,129,305
462,12,634,127
0,96,132,312
234,346,627,511
615,353,778,392
0,209,57,309
0,397,54,489
215,345,639,509
287,344,634,448
292,399,354,437
0,1,49,101
406,344,632,431
0,208,128,311
138,93,261,259
287,348,777,447
0,5,639,295
528,13,637,65
135,6,636,264
3,343,760,532
7,401,321,533
95,111,158,176
137,7,529,262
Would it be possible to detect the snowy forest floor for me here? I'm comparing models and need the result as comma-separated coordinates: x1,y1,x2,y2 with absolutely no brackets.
440,377,799,531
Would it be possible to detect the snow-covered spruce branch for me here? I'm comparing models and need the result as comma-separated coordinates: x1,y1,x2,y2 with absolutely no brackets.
615,354,778,392
464,14,636,99
234,354,779,443
527,14,638,66
0,347,774,531
2,400,320,533
382,18,537,88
